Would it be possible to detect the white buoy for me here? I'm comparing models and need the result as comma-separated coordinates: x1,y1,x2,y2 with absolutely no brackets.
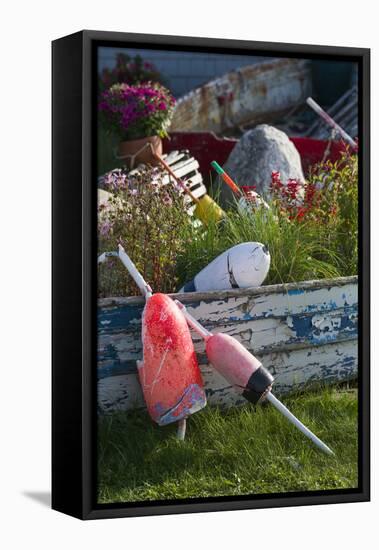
180,242,270,292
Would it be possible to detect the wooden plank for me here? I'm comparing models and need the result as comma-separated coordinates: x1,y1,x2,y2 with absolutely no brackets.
98,339,357,413
164,150,188,164
168,155,198,171
184,173,203,188
99,276,357,308
99,150,197,181
160,171,203,190
98,303,357,376
168,159,200,180
97,277,358,412
186,183,207,199
98,277,357,332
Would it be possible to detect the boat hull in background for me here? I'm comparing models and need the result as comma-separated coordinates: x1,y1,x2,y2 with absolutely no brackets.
169,58,312,134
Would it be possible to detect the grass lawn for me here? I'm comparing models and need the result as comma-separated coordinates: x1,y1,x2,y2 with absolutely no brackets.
97,387,358,504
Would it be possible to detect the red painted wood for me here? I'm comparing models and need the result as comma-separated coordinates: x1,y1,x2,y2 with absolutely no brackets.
164,133,237,183
163,132,350,180
290,137,349,174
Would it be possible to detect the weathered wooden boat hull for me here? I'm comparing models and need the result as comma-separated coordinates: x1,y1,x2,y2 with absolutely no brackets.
98,276,358,413
169,58,312,134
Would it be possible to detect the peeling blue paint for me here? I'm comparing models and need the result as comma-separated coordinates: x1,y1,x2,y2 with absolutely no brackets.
287,308,357,345
287,288,305,296
98,280,358,409
98,360,136,379
98,304,144,333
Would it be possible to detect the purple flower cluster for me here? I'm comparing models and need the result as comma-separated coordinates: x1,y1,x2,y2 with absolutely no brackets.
98,219,113,237
99,82,176,140
101,169,130,192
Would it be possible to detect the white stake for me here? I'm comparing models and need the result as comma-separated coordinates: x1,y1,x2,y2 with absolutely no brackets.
176,418,187,441
117,245,153,299
266,392,334,455
97,251,118,264
306,96,357,150
176,302,212,340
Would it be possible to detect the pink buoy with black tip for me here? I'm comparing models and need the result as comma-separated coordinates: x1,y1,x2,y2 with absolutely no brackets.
176,300,334,455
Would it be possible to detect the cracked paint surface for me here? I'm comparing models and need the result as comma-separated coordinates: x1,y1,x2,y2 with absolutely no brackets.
137,293,206,424
97,277,358,413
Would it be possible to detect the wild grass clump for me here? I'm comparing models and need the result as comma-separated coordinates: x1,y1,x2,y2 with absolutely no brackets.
307,152,358,276
176,204,342,289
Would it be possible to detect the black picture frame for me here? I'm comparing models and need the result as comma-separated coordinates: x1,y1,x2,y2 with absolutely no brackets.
52,30,370,520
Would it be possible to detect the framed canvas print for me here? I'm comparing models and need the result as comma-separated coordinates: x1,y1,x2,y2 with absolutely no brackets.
52,30,370,520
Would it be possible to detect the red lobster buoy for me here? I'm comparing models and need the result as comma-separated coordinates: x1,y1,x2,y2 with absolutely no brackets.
98,245,206,439
138,292,206,426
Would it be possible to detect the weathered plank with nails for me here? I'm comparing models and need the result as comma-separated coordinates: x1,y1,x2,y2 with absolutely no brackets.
98,276,358,413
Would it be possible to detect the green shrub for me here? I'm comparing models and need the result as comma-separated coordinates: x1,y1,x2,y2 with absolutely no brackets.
307,153,358,276
176,153,358,289
98,153,358,296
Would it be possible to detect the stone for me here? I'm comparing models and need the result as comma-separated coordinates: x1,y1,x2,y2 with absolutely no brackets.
219,124,305,205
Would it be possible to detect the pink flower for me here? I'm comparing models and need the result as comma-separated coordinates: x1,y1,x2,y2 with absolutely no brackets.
162,193,173,206
99,82,175,139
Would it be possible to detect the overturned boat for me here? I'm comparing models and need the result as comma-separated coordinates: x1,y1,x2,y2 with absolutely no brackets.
98,276,357,413
169,58,312,134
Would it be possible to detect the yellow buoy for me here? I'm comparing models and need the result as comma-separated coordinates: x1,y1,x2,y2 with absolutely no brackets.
194,194,226,225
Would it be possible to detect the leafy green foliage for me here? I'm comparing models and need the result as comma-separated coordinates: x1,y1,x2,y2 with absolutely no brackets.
176,154,358,289
98,153,358,296
306,153,358,276
176,202,342,289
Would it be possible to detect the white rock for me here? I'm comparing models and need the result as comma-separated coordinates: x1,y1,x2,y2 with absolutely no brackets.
219,124,305,204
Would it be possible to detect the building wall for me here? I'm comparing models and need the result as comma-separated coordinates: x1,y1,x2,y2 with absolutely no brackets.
98,47,274,98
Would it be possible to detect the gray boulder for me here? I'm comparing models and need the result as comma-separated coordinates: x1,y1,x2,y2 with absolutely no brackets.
219,124,305,205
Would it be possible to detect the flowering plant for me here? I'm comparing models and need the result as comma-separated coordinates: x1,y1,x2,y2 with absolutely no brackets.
270,173,306,221
99,82,176,140
99,53,165,92
270,151,358,275
98,166,191,297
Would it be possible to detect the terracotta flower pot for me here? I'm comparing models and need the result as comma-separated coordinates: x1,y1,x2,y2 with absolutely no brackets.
117,135,163,169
